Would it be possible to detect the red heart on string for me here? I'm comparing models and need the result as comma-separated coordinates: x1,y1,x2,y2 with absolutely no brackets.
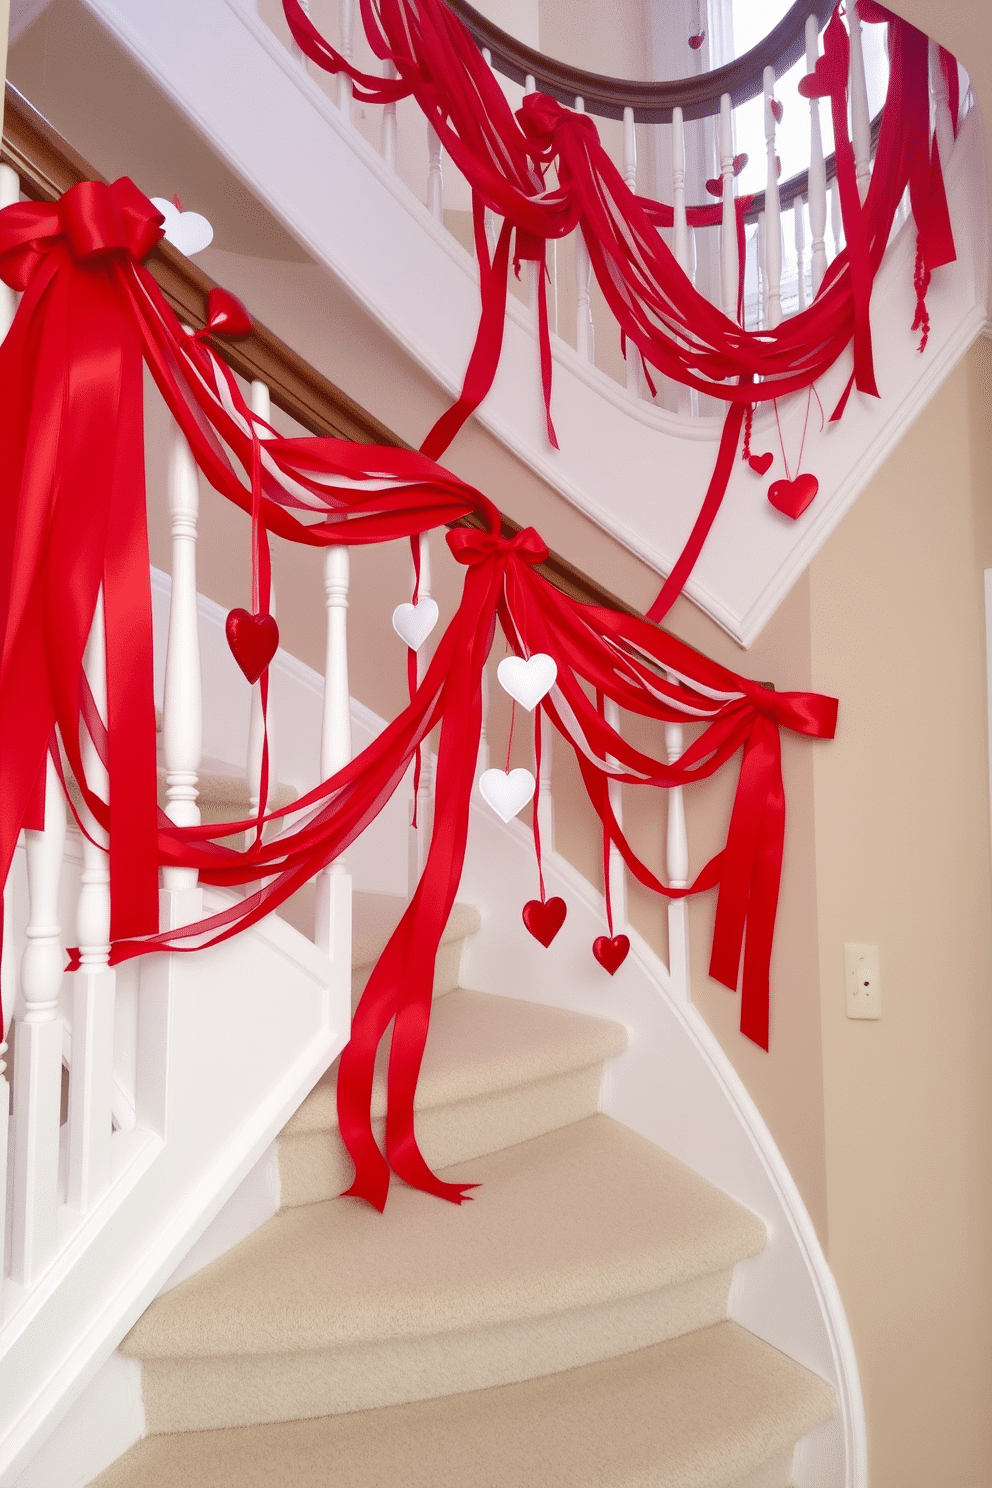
705,178,721,198
798,46,847,101
748,452,773,476
226,608,279,683
593,934,630,975
768,473,819,520
706,154,748,196
522,897,567,947
688,31,705,49
770,98,783,124
205,288,253,339
733,152,748,175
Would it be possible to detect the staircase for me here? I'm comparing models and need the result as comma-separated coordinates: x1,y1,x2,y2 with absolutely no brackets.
89,892,835,1488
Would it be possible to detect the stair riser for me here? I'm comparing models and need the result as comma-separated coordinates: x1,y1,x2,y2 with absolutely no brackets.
738,1450,795,1488
139,1267,733,1432
278,1064,606,1209
350,932,463,1011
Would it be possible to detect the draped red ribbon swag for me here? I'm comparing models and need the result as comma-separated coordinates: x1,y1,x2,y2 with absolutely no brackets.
0,0,959,1211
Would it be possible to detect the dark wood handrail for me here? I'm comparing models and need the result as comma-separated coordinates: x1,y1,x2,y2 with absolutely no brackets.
0,84,650,624
443,0,837,123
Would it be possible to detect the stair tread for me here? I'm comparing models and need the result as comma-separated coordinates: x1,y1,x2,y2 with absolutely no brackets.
350,892,482,969
282,989,627,1134
123,1116,765,1361
95,1322,834,1488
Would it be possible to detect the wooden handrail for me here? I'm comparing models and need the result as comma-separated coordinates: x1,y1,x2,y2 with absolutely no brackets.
0,84,650,624
443,0,837,123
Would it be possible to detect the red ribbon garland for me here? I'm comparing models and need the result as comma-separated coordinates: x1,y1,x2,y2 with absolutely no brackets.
0,179,839,1214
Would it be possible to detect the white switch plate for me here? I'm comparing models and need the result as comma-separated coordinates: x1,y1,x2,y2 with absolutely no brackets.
844,943,881,1019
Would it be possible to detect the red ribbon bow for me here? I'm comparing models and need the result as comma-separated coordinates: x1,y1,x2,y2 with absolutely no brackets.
447,525,549,567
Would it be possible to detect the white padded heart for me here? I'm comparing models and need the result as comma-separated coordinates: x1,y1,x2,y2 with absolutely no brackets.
151,199,214,257
392,598,439,651
497,653,557,711
478,767,536,823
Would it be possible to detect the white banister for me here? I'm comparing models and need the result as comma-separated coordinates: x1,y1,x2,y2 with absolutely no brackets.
756,212,766,329
622,106,637,191
427,126,443,222
795,198,808,313
763,67,783,330
665,711,690,1003
338,0,354,119
408,534,435,892
830,179,843,256
537,708,554,853
315,546,352,957
382,60,397,171
929,38,954,170
806,13,828,294
478,662,490,774
718,92,739,322
849,1,872,204
574,98,594,362
162,420,203,915
246,381,276,825
11,753,65,1287
671,107,696,415
603,699,627,931
67,593,115,1212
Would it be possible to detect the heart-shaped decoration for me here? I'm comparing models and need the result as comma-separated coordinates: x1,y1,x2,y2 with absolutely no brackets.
593,934,630,975
748,452,773,476
770,98,783,124
205,287,253,339
392,597,439,652
733,152,748,176
522,896,567,947
151,198,214,257
226,608,279,684
688,31,705,49
768,473,819,520
479,767,536,823
497,653,557,712
705,177,721,198
797,16,848,101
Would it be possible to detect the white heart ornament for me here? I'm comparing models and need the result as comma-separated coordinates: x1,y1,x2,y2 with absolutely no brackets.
479,767,536,823
392,598,439,651
151,198,214,257
497,653,557,711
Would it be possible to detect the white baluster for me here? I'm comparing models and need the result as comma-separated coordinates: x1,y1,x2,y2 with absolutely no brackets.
763,67,783,329
622,106,637,191
11,754,65,1286
408,534,435,893
162,421,203,923
0,855,15,1300
480,52,500,258
795,198,808,313
664,710,690,1004
246,381,276,827
574,98,594,362
929,38,954,170
315,548,352,959
382,60,397,171
338,0,354,119
718,93,738,322
478,663,491,774
427,126,443,222
806,14,828,294
68,595,114,1211
849,1,871,203
0,165,20,337
671,107,696,415
537,709,554,853
756,212,766,329
603,700,627,931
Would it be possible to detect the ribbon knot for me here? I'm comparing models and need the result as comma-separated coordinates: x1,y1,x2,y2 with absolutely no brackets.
59,179,164,265
517,91,599,160
447,525,549,567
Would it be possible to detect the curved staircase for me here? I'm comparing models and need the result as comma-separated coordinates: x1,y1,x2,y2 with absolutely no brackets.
91,892,834,1487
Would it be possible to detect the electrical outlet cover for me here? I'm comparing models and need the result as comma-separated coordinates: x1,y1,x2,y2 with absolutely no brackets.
844,943,881,1019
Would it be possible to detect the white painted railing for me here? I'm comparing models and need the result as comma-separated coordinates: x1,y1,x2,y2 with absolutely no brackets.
250,0,944,396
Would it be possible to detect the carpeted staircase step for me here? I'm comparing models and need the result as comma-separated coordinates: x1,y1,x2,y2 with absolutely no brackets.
121,1116,767,1433
94,1320,835,1488
277,989,628,1207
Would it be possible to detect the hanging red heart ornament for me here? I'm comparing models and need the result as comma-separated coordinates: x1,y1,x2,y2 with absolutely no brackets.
768,473,819,520
593,934,630,975
748,452,773,477
205,288,254,339
732,153,748,175
522,897,567,947
770,98,784,123
688,31,705,49
226,608,279,683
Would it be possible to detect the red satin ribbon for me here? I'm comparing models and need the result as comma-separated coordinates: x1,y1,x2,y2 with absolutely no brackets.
0,176,839,1216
